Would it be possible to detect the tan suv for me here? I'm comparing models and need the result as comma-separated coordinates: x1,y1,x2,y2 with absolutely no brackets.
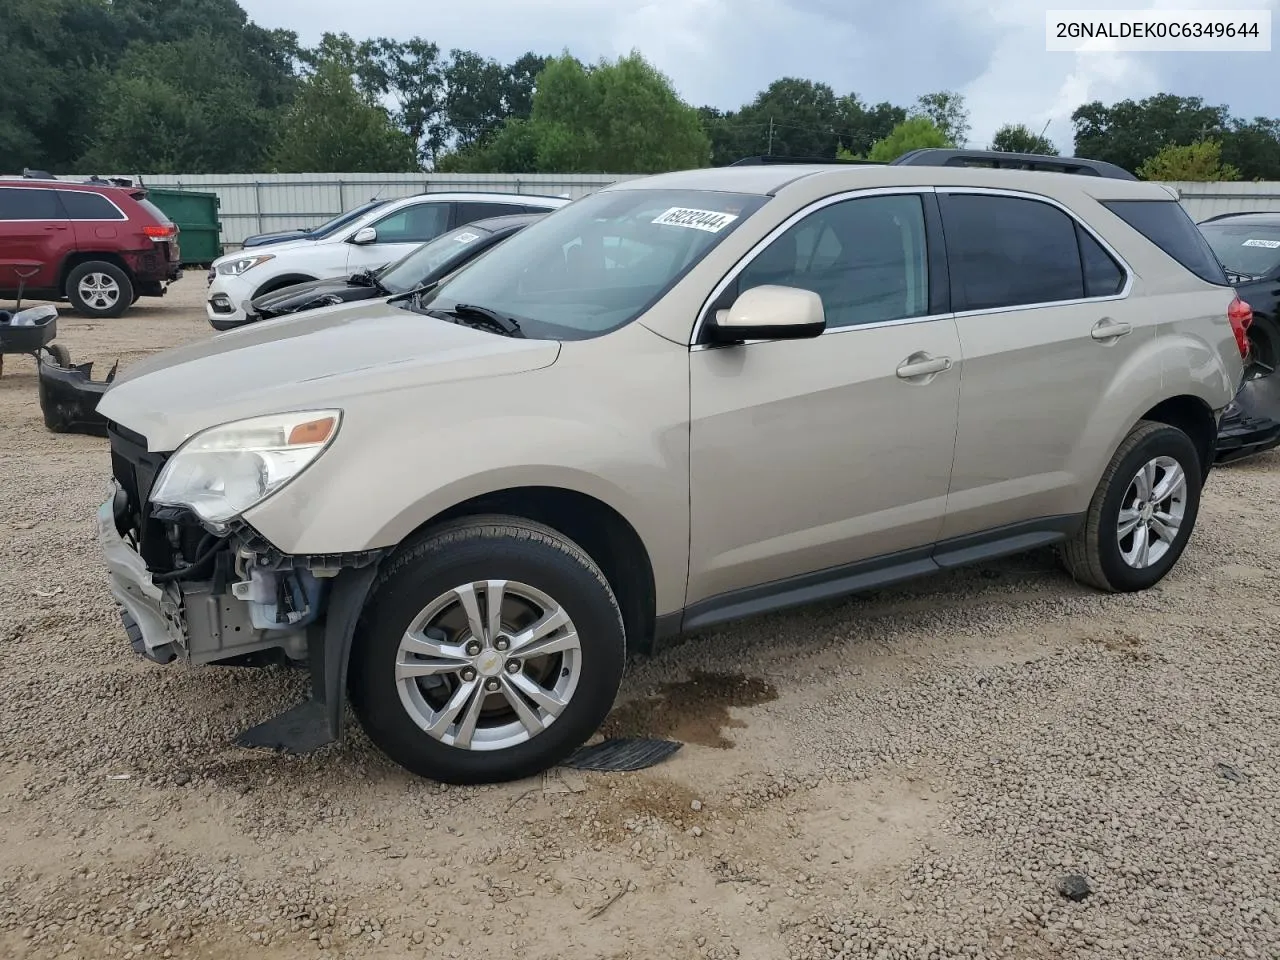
96,159,1250,784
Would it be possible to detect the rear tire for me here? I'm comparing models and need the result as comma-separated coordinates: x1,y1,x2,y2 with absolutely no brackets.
66,261,133,319
1061,420,1202,592
349,516,626,785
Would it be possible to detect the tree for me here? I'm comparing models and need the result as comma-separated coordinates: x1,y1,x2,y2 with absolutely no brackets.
1136,139,1241,181
911,91,969,147
866,117,952,162
1220,117,1280,180
444,51,709,173
990,123,1056,155
83,32,279,173
443,50,510,150
269,58,418,173
699,79,905,164
1071,94,1229,174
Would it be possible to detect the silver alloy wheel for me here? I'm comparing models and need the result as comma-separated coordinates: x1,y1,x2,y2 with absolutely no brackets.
1117,455,1187,569
394,580,582,751
78,272,121,311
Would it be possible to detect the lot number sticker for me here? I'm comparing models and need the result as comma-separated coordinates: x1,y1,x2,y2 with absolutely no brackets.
454,232,481,244
652,207,739,233
1242,238,1280,249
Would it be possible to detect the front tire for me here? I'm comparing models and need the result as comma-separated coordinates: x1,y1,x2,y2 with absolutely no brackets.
349,516,626,785
1061,420,1202,592
66,261,133,318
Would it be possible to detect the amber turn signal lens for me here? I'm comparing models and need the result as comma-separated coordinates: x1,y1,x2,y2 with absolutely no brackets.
287,416,336,446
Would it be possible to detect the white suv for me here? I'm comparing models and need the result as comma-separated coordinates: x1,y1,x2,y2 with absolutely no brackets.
206,193,570,328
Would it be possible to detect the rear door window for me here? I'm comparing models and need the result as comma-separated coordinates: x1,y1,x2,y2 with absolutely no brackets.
939,193,1085,311
0,187,61,221
1102,199,1228,285
58,190,127,220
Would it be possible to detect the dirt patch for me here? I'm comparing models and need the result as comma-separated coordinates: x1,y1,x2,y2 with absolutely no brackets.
600,670,778,749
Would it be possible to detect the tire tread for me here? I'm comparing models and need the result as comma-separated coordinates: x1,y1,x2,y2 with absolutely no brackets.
1061,420,1188,592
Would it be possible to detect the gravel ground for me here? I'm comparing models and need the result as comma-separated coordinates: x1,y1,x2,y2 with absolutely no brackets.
2,278,1278,960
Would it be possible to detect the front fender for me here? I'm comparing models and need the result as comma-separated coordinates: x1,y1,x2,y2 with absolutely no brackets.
243,325,692,615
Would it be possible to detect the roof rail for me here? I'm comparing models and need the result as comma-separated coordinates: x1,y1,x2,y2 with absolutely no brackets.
889,148,1138,180
727,149,1137,180
1197,211,1278,224
729,155,881,166
21,168,58,180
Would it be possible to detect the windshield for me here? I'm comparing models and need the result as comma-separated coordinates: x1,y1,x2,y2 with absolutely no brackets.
420,189,767,340
309,199,389,239
379,224,496,293
1200,222,1280,278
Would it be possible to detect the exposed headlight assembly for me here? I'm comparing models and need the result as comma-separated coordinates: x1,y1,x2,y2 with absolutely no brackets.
151,410,341,528
216,254,275,276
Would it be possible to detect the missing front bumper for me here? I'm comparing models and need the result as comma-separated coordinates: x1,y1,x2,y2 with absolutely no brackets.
97,488,385,754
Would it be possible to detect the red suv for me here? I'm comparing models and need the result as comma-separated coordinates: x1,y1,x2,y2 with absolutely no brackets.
0,177,183,318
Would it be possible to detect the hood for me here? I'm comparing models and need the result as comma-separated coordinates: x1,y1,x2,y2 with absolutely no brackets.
252,276,371,317
97,299,562,451
213,236,316,265
243,229,312,248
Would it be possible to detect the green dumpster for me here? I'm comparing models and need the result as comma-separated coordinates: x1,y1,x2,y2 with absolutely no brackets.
144,188,223,266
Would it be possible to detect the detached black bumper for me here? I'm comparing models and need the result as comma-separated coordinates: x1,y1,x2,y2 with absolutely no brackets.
1215,374,1280,465
37,353,116,436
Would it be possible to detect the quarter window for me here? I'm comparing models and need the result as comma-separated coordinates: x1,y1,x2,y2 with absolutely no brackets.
0,187,61,221
1103,199,1228,285
735,194,931,328
1077,224,1125,297
57,190,125,220
939,194,1085,311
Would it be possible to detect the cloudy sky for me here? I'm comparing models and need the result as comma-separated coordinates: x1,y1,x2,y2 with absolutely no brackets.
239,0,1277,153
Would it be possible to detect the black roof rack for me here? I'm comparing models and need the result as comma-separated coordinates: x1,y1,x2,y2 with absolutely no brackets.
730,155,881,166
21,168,58,180
728,148,1137,180
890,148,1137,180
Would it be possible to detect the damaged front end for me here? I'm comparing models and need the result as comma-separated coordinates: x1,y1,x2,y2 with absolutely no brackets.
38,352,117,436
99,420,384,753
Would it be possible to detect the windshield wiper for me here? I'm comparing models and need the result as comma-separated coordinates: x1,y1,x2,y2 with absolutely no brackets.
386,279,441,305
349,268,389,293
440,302,524,337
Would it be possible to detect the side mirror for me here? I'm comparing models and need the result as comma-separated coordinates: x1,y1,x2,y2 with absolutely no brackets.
705,284,826,344
351,227,377,245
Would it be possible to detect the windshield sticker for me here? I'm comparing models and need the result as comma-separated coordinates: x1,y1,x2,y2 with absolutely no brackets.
1242,238,1280,249
651,207,740,233
454,232,481,244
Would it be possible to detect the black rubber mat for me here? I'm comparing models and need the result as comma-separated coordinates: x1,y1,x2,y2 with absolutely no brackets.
562,737,682,772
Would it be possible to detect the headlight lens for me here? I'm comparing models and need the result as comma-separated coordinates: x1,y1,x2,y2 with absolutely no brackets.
216,254,275,276
151,410,341,526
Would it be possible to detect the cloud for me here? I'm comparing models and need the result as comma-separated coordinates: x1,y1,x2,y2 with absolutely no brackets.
239,0,1278,153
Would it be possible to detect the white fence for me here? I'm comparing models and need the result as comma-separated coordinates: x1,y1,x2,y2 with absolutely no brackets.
133,173,638,247
18,171,1280,249
1165,180,1280,222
